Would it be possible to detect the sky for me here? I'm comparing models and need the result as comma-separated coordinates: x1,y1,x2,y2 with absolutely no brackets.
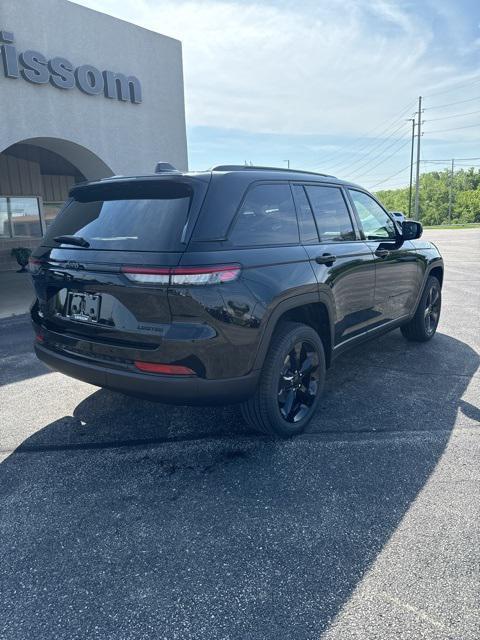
75,0,480,190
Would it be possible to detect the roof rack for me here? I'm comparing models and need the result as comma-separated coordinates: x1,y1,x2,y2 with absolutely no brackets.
210,164,336,179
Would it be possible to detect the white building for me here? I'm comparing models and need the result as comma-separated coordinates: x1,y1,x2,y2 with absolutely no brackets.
0,0,187,270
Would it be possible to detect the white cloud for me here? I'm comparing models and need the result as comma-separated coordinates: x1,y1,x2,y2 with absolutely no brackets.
74,0,478,138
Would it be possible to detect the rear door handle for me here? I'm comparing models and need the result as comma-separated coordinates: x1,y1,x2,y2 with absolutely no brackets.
315,253,337,265
375,249,390,258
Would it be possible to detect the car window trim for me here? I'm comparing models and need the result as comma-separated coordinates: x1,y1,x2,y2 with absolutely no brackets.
290,183,320,244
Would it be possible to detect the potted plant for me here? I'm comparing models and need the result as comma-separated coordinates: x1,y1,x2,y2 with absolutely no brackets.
11,247,32,273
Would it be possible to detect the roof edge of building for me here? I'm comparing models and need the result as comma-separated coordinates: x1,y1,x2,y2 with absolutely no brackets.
66,0,182,46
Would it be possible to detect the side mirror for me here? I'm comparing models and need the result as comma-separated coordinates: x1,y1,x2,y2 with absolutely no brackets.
401,220,422,240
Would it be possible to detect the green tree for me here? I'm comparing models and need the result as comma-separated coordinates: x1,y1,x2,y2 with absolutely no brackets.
374,168,480,225
375,187,410,214
455,189,480,223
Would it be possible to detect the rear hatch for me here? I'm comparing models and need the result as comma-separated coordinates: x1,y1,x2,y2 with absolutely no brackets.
31,175,209,353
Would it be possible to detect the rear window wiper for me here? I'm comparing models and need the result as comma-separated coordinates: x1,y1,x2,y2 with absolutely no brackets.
53,235,90,248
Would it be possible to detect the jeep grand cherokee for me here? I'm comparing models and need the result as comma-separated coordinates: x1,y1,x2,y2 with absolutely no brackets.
30,165,444,437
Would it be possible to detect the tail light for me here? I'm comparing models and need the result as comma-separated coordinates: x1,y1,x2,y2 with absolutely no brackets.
171,265,240,285
122,264,241,285
28,257,44,275
121,267,170,284
134,361,195,375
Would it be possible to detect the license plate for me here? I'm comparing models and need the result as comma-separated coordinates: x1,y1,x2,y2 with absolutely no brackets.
67,292,101,323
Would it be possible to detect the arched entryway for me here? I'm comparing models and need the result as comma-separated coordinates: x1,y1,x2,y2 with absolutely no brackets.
0,137,113,271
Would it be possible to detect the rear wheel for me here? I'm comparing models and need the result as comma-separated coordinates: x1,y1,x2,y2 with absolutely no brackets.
241,322,326,437
401,275,441,342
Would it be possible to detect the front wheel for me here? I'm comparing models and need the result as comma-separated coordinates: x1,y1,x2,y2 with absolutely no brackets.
401,275,441,342
241,322,326,437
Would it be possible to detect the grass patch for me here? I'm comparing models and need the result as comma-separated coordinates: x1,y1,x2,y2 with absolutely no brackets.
423,223,480,230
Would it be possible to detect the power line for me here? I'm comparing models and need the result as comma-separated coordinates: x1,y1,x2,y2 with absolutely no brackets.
348,138,412,181
421,162,453,166
424,95,480,110
330,120,409,174
421,162,480,170
424,77,480,98
347,136,410,179
360,166,410,179
370,179,413,191
372,185,410,192
326,119,410,171
314,100,416,170
450,163,480,167
368,162,480,190
425,109,480,122
369,162,480,191
424,123,480,135
314,87,478,178
422,156,480,161
367,162,413,189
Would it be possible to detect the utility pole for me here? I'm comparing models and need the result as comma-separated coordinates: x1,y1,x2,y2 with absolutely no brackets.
407,118,415,218
284,159,290,169
414,96,423,220
448,158,455,223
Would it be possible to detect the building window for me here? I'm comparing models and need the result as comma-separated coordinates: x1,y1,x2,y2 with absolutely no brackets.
0,198,9,238
0,197,42,238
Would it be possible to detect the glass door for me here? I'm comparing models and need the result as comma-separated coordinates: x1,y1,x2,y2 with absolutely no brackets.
0,197,42,237
0,198,9,237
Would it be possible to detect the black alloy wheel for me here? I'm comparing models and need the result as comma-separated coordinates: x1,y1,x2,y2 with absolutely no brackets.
278,340,320,423
401,275,442,342
424,282,441,336
241,322,326,437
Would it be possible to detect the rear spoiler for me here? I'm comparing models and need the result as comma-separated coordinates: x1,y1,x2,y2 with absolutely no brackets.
69,174,210,202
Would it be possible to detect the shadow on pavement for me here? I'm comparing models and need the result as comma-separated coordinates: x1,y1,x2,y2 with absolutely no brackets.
0,332,478,639
0,315,49,387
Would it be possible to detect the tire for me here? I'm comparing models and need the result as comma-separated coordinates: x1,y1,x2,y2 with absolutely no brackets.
241,321,326,437
401,275,441,342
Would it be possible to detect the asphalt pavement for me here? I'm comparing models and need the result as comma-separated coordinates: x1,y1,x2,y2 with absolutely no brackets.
0,230,479,640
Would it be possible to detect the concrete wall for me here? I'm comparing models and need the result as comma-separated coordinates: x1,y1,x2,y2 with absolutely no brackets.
0,154,75,200
0,0,188,176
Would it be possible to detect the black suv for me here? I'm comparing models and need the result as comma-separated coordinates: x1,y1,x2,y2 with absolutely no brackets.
30,165,443,437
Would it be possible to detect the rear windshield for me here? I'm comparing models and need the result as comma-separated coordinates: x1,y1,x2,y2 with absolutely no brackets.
42,180,194,252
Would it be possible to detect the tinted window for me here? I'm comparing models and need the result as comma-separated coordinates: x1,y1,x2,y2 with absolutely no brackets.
291,184,318,243
42,182,193,251
305,186,355,241
229,183,299,246
349,190,396,240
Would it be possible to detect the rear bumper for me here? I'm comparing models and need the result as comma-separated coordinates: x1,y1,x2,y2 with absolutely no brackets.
34,343,260,405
